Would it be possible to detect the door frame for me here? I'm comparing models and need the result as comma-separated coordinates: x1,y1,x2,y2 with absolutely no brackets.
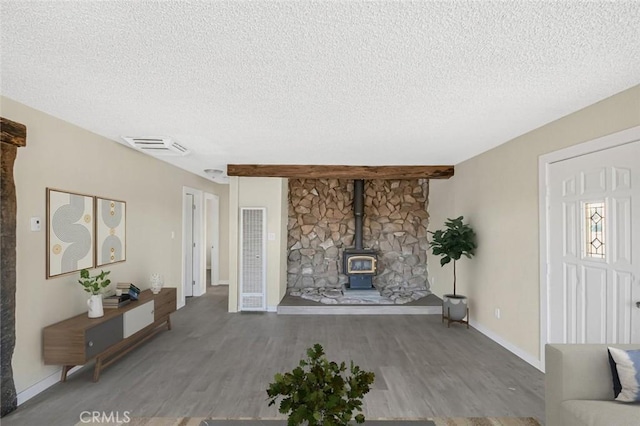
204,192,220,286
539,125,640,371
181,186,204,308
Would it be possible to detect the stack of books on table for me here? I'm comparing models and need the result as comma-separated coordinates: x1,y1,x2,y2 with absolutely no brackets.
117,282,132,293
103,293,131,309
128,284,141,300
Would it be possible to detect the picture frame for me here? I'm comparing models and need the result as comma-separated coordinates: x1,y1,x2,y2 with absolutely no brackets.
46,188,95,278
95,197,127,267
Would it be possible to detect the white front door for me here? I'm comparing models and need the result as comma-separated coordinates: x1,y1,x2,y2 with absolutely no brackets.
548,141,640,344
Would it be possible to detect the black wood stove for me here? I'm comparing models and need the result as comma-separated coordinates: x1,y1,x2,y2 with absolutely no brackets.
343,179,377,289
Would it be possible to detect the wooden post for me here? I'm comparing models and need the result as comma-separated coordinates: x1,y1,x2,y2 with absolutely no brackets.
1,117,26,417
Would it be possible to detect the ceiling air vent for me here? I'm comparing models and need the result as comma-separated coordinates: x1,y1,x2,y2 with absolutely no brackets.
121,136,190,156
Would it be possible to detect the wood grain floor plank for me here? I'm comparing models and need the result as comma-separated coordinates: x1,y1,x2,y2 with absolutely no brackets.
3,287,544,426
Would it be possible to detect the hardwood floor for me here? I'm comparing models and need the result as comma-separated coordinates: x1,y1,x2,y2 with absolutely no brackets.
3,286,544,425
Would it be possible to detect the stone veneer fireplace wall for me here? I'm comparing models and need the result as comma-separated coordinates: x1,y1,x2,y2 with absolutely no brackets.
287,178,430,302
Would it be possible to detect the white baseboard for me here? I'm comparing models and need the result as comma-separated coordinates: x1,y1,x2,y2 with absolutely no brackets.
267,305,277,312
470,319,543,372
17,365,83,405
217,280,229,286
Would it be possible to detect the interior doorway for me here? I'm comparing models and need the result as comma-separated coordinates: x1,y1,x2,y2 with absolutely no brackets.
183,192,195,298
182,187,203,306
205,193,220,287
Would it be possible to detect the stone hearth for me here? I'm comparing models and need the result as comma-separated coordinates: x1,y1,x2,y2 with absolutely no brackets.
289,285,430,305
287,178,431,302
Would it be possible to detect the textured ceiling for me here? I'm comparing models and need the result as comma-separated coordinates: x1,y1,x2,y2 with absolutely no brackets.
2,1,639,183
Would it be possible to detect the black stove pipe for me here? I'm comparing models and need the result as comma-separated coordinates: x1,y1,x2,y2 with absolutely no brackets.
353,179,364,250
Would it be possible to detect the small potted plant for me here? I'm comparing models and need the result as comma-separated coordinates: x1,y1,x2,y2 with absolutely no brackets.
78,268,111,318
429,216,477,325
267,343,375,425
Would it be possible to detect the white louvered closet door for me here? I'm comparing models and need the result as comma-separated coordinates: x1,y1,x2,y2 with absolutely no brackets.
239,208,267,311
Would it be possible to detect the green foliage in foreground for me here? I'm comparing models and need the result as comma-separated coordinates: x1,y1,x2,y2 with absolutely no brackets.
267,344,375,426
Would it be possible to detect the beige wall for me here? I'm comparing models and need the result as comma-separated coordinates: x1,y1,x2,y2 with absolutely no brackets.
279,178,289,303
1,96,229,393
227,177,288,312
428,85,640,362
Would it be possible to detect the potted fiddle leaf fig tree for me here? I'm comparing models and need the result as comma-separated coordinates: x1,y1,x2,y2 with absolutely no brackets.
266,343,375,425
78,268,111,318
429,216,477,324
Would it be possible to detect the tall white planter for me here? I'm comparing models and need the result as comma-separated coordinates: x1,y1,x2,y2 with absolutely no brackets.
87,294,104,318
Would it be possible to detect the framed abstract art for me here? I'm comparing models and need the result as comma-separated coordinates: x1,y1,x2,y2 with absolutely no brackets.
95,197,126,267
46,188,95,278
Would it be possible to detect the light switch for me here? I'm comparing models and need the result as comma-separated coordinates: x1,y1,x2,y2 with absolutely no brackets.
30,217,42,232
268,232,276,241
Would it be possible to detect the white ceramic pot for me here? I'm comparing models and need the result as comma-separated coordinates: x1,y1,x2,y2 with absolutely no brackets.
87,294,104,318
442,294,468,321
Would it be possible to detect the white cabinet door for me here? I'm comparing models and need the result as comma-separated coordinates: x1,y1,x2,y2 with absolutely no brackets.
123,301,154,338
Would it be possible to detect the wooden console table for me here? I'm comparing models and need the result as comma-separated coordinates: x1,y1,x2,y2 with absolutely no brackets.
43,288,176,382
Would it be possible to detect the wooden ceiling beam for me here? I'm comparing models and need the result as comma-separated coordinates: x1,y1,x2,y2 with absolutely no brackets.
227,164,454,180
1,117,27,147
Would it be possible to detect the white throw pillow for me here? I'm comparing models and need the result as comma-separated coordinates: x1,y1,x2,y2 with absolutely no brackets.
608,347,640,403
